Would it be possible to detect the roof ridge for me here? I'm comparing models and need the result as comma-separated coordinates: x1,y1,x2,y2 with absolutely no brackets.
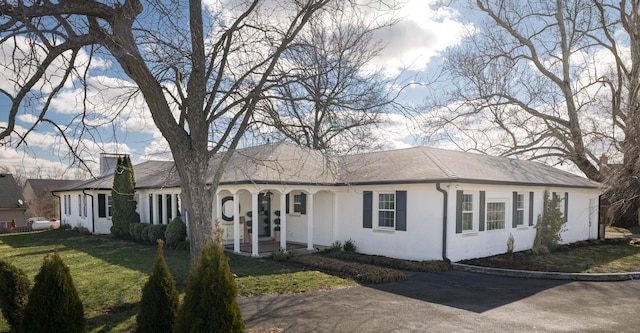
421,147,458,180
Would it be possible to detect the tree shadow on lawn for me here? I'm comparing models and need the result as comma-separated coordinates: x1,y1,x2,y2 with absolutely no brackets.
368,270,570,314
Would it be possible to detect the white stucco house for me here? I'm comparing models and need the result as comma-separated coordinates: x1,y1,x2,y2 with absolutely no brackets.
52,142,600,262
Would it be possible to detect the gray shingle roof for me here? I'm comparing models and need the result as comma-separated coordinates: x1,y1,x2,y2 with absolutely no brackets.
56,142,599,191
0,174,27,209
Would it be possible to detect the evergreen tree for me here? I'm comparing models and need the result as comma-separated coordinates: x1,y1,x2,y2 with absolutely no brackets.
20,250,85,333
534,191,567,251
174,225,244,332
111,155,140,238
137,240,179,333
0,258,31,332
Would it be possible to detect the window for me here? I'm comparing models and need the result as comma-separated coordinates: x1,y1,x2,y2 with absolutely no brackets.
462,194,473,231
107,195,113,217
486,202,506,230
83,195,87,217
515,193,525,226
378,193,395,228
293,193,306,214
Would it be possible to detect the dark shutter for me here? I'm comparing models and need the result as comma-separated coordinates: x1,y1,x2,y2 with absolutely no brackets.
479,191,486,232
286,194,290,214
363,191,372,228
564,192,569,222
512,192,518,228
396,191,407,231
529,192,534,226
455,190,463,234
149,194,153,224
98,194,106,218
300,193,307,215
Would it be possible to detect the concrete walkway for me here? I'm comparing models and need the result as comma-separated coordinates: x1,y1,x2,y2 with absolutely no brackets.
239,270,640,332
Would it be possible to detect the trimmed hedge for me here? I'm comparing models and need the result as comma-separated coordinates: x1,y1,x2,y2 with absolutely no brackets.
165,217,187,248
0,258,31,332
137,241,179,333
21,250,85,333
146,224,167,245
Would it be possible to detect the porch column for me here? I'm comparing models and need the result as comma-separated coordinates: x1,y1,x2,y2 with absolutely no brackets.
153,194,160,225
215,192,222,222
162,194,168,224
251,192,259,256
233,192,240,253
333,191,338,242
307,192,314,251
280,192,287,250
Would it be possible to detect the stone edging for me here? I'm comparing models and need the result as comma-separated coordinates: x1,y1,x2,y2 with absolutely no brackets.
452,263,640,281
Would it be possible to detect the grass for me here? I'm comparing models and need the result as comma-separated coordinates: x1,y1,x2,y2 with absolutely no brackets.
461,239,640,273
0,230,355,333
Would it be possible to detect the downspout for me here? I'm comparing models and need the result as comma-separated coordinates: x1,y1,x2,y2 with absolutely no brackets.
436,183,450,263
83,190,95,233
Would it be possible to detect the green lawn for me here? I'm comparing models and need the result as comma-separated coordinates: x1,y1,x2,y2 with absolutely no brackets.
0,230,355,333
462,240,640,273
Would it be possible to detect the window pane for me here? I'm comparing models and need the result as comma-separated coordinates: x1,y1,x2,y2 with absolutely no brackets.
379,211,395,227
462,212,473,231
486,202,505,230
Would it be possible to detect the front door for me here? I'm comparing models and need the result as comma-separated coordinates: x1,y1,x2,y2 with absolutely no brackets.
258,193,271,237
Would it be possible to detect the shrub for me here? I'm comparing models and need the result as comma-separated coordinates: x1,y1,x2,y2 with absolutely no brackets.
343,239,357,252
133,223,147,242
0,258,31,332
534,191,567,252
272,248,291,262
141,224,153,244
128,222,139,239
329,240,343,252
137,241,179,333
59,223,72,230
72,226,91,235
21,249,85,333
174,241,244,333
146,224,167,245
507,233,515,263
165,217,187,248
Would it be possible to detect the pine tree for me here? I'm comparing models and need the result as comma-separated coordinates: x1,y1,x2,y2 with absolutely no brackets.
111,155,140,238
20,250,85,333
174,224,244,332
0,258,31,332
137,240,179,333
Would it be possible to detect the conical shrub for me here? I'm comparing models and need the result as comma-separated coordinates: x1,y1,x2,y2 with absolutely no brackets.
20,249,85,333
174,240,244,332
0,258,31,332
137,240,179,333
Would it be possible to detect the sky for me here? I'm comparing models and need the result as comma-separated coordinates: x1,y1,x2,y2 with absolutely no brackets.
0,0,475,179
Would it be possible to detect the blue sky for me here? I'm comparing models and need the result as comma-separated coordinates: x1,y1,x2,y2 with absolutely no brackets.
0,0,476,178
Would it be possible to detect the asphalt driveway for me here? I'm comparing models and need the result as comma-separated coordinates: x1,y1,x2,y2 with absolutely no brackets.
239,270,640,332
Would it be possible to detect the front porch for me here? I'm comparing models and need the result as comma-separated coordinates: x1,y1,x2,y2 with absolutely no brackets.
216,186,335,257
223,237,315,257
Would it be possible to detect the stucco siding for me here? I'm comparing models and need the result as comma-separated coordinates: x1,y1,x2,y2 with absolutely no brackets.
334,184,444,261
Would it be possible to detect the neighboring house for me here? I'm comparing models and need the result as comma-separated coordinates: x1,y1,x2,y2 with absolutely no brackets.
52,142,600,262
23,179,84,219
0,174,28,229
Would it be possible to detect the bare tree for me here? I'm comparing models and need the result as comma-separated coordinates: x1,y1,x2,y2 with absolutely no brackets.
0,0,370,258
251,3,410,155
424,0,640,226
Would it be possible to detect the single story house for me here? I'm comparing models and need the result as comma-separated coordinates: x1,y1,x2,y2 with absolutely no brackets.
53,142,600,262
0,174,28,230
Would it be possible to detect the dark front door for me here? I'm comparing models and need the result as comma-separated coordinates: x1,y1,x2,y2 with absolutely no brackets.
258,193,271,237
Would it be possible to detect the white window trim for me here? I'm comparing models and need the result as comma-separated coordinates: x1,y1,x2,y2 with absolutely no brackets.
375,192,396,230
462,193,474,232
486,199,507,231
515,193,525,227
293,193,304,214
